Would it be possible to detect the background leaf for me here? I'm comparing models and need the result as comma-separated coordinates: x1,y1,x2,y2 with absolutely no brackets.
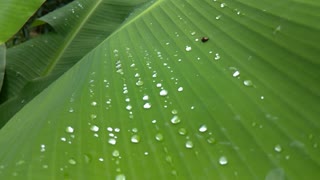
0,44,5,92
0,0,319,179
0,0,149,127
0,0,45,43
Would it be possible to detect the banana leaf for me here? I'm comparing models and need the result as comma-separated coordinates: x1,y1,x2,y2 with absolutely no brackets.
0,0,319,179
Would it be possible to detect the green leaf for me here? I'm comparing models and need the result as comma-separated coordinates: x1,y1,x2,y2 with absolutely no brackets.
0,0,320,179
0,44,5,92
0,0,149,126
0,0,45,43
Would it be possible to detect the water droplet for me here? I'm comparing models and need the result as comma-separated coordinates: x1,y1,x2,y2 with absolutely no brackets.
215,15,221,20
177,87,183,92
233,71,240,77
108,138,117,145
185,46,192,52
65,126,74,133
219,156,228,165
191,32,196,36
155,133,164,141
214,53,220,60
131,135,140,143
143,103,152,109
199,125,208,132
220,3,226,8
61,137,66,142
243,80,253,86
112,150,120,157
142,95,149,100
207,137,216,144
114,128,120,132
160,89,168,96
126,105,132,111
134,73,140,78
68,158,77,165
136,80,144,86
115,174,126,180
261,96,265,100
69,108,74,113
91,101,97,106
83,154,92,163
90,125,99,132
274,144,282,152
185,140,194,149
171,115,181,124
152,119,157,124
178,128,187,135
40,144,46,152
156,83,162,88
131,128,138,133
171,109,178,115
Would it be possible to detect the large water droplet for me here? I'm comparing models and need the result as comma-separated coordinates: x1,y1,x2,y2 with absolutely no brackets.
185,140,194,149
131,135,140,143
171,115,181,124
142,95,149,100
219,156,228,165
177,87,183,92
65,126,74,133
126,105,132,111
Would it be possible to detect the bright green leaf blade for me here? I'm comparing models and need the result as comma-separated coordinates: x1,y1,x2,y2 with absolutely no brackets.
1,0,320,179
0,0,45,43
0,0,149,126
0,44,5,92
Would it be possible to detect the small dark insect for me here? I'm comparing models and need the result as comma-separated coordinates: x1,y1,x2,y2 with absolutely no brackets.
201,37,209,42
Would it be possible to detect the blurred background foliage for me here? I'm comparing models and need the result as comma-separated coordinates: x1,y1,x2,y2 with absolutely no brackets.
5,0,73,48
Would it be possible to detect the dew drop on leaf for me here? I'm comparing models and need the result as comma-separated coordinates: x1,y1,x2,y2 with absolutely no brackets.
185,140,194,149
199,125,208,132
171,115,181,124
274,144,282,152
155,133,164,142
143,103,152,109
68,158,77,165
178,128,187,135
131,135,140,143
185,46,192,52
219,156,228,165
115,174,126,180
108,138,117,145
160,89,168,96
90,125,99,132
112,150,120,157
65,126,74,133
243,80,253,87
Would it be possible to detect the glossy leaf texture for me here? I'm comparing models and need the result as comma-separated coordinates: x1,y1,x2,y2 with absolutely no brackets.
0,0,149,126
0,0,320,179
0,0,45,43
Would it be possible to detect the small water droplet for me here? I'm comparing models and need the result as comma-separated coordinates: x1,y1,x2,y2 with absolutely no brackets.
261,96,264,100
215,15,221,20
155,133,164,141
108,138,117,145
220,3,226,8
171,115,181,124
40,144,46,152
178,128,187,135
90,125,99,132
233,71,240,77
171,109,178,115
156,83,162,88
199,125,208,132
69,108,74,113
131,128,138,133
214,53,220,60
142,95,149,100
126,105,132,111
207,137,216,144
136,80,144,86
143,103,152,109
112,150,120,157
65,126,74,133
115,174,126,180
219,156,228,165
185,46,192,52
191,32,196,36
91,101,97,106
185,140,194,149
68,158,77,165
177,87,183,92
131,135,140,143
152,119,157,124
243,80,253,86
160,89,168,96
274,144,282,152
